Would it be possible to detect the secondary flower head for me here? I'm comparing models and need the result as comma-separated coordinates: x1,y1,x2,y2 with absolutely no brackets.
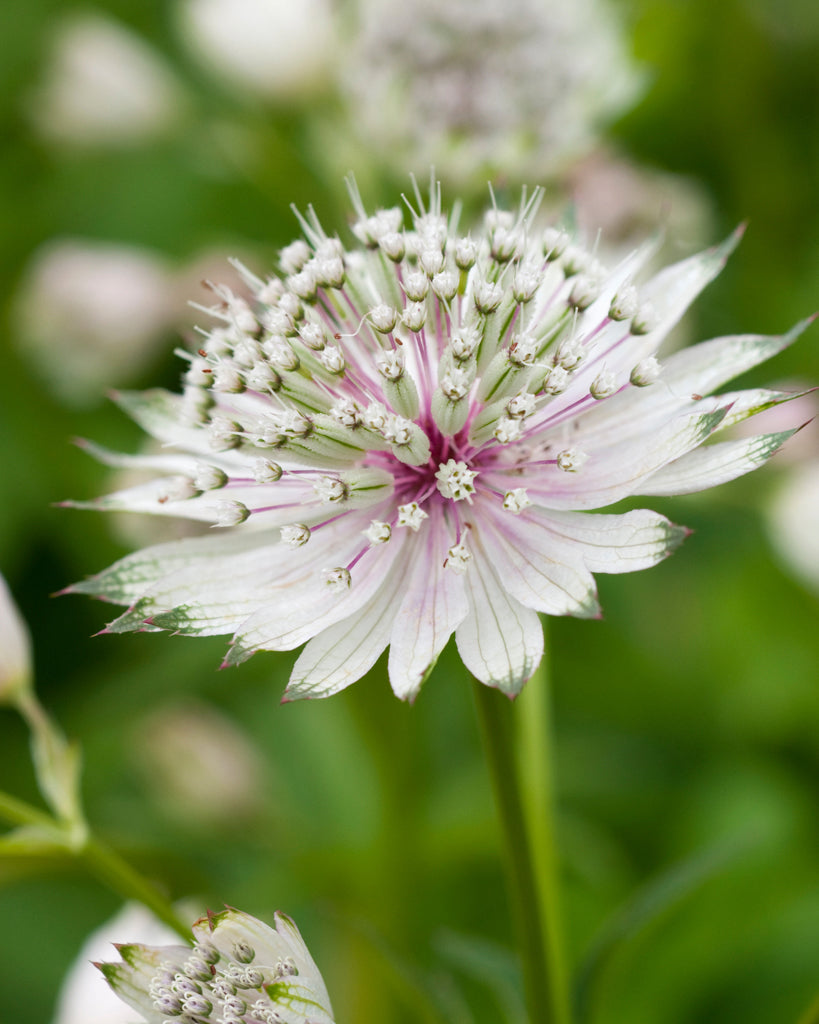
98,907,334,1024
70,178,808,701
341,0,642,181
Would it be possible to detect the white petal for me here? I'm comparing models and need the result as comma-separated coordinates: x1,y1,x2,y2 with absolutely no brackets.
285,566,407,699
637,230,742,349
577,321,807,444
387,509,469,701
639,430,795,495
230,528,407,661
68,530,268,605
526,507,687,573
455,536,544,695
526,407,729,510
476,501,600,616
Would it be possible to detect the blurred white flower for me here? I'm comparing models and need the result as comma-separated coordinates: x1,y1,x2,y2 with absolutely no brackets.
178,0,334,100
15,239,175,405
0,573,32,705
52,904,179,1024
100,906,334,1024
340,0,643,181
28,13,184,147
131,700,266,827
769,461,819,593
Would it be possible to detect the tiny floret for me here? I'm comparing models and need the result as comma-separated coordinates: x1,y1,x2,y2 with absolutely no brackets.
396,502,428,531
630,356,662,387
213,500,250,527
313,476,348,503
364,520,392,545
445,540,472,574
556,448,589,472
281,524,311,548
435,460,478,501
503,488,532,514
324,567,351,590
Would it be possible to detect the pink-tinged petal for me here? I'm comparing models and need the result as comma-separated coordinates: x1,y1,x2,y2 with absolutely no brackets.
455,537,544,695
229,529,408,662
525,407,729,511
476,501,600,616
387,509,469,701
285,563,408,699
526,507,687,573
577,322,809,444
639,430,797,496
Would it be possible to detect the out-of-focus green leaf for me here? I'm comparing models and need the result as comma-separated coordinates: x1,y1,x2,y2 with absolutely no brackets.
434,929,525,1024
574,838,750,1022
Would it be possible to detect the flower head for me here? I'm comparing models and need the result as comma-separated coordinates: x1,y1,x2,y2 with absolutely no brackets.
341,0,642,181
98,907,334,1024
69,179,808,700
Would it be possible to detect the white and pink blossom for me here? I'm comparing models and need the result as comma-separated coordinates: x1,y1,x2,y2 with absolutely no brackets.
69,181,809,700
98,907,334,1024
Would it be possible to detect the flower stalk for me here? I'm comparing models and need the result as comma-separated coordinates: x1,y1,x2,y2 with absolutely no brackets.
0,785,190,939
473,645,571,1024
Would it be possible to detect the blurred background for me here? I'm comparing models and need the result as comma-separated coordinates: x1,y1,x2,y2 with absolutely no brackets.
1,1,818,1022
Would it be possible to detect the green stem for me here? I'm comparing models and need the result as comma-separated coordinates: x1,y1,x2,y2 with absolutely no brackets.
514,657,570,1023
473,655,571,1024
0,788,56,831
80,838,191,941
0,788,190,941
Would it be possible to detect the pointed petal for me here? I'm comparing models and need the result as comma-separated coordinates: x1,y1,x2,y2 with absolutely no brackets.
387,509,469,701
476,500,600,616
455,537,544,695
637,229,743,350
285,565,407,699
67,530,266,605
640,429,796,496
231,528,407,660
524,407,729,510
527,507,687,573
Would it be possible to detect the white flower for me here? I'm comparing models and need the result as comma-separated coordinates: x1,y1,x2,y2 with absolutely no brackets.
340,0,643,181
14,240,174,405
99,907,334,1024
768,460,819,593
52,904,179,1024
69,180,809,701
178,0,333,99
0,573,31,704
27,13,183,147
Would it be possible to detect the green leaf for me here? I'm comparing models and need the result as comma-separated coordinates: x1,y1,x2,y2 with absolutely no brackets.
0,824,69,857
434,930,526,1024
574,838,750,1022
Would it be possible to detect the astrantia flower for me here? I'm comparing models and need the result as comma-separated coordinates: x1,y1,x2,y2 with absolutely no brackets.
69,180,808,700
341,0,642,181
99,907,334,1024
